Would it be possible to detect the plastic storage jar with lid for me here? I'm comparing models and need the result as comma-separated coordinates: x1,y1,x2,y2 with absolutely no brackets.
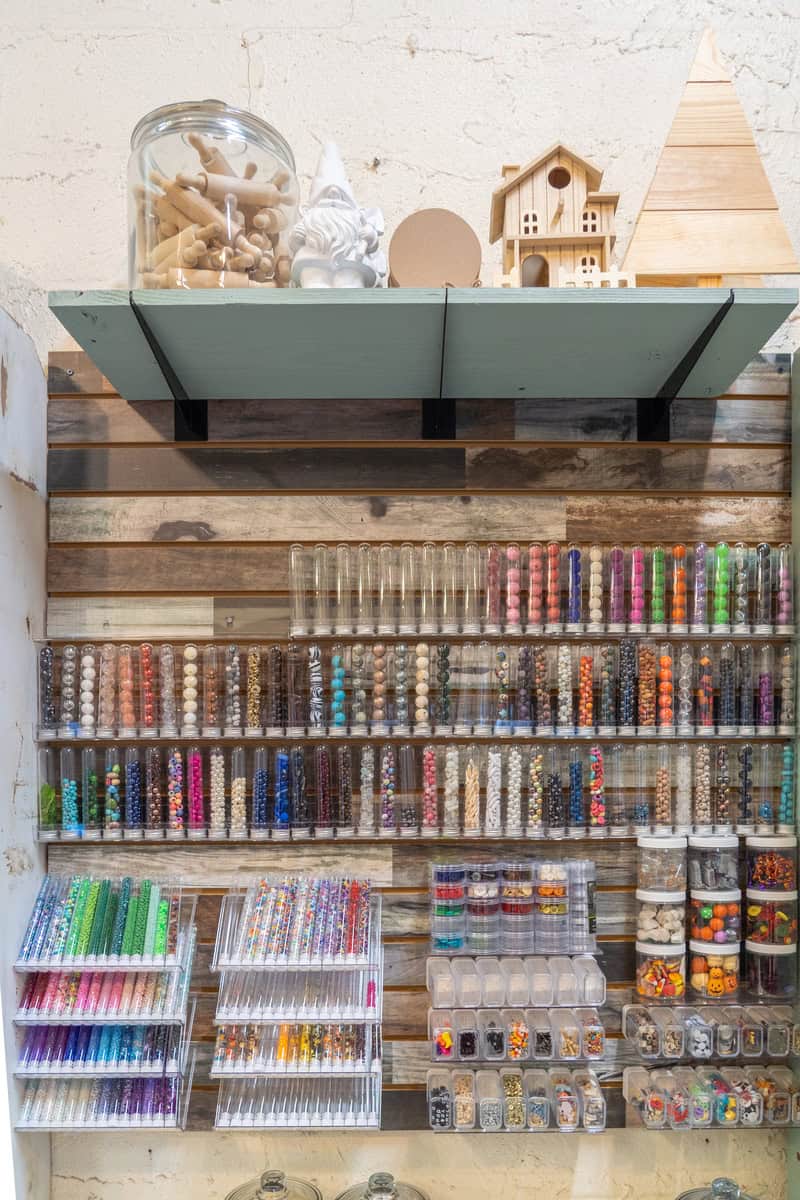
745,891,798,945
224,1168,322,1200
336,1174,430,1200
689,940,741,998
688,835,739,891
636,942,686,1000
129,101,298,289
637,835,687,892
636,890,686,944
745,941,797,998
746,836,797,891
675,1180,760,1200
689,890,741,945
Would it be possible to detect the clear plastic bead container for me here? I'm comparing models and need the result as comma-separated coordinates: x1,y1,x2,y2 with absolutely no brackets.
618,638,637,732
288,544,309,637
628,544,646,632
745,941,797,998
737,742,755,834
483,543,502,635
673,741,691,835
636,942,686,1000
349,642,370,736
637,639,657,736
526,745,545,837
314,745,334,838
37,645,57,739
523,1069,551,1130
138,641,157,737
757,644,775,733
778,644,795,735
688,834,739,891
631,743,650,834
80,747,100,840
504,543,523,634
533,645,553,735
180,643,200,736
492,646,513,736
713,744,735,835
586,544,604,632
776,543,794,634
427,1068,452,1130
397,543,418,636
576,644,594,735
229,745,247,838
688,940,740,999
565,543,584,634
333,543,354,636
691,542,709,633
354,543,375,636
636,890,686,946
623,1006,662,1059
264,643,286,736
77,645,97,738
96,643,118,737
607,544,625,633
555,644,574,736
549,1068,580,1132
311,543,333,636
637,835,687,894
711,542,731,633
544,541,562,634
745,890,798,946
123,745,144,839
717,642,737,736
460,542,479,635
290,744,310,838
202,644,222,737
574,1067,606,1132
476,1069,504,1131
452,1069,476,1130
158,643,178,737
249,745,269,840
429,1009,455,1061
689,890,741,946
747,835,797,891
102,745,124,839
526,543,544,634
461,746,482,839
653,744,674,835
272,745,291,839
186,744,206,838
731,542,751,633
418,542,438,636
58,644,78,736
513,645,533,735
695,644,714,735
669,544,689,634
329,643,348,735
37,747,60,839
545,746,566,839
529,1010,554,1058
649,544,667,633
566,746,585,837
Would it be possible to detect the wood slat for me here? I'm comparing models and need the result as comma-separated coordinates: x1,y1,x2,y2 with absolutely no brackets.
624,211,800,275
665,82,756,147
645,146,777,211
565,495,790,543
46,596,216,639
47,545,290,594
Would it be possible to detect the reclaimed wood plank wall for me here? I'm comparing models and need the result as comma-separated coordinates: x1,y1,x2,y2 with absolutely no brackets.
45,349,791,1128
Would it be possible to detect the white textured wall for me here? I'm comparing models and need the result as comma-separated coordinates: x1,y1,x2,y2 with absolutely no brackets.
2,2,799,1196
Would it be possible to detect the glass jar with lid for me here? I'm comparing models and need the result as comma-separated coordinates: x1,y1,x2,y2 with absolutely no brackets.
675,1180,761,1200
225,1168,322,1200
129,100,298,289
334,1174,430,1200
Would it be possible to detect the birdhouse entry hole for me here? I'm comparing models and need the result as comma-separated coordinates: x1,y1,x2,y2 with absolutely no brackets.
520,254,549,287
547,166,571,189
521,210,538,235
582,210,598,232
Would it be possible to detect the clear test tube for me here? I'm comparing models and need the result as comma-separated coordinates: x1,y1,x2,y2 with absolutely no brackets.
462,542,480,635
434,642,454,735
565,543,583,633
78,645,97,737
398,542,418,635
673,740,691,833
335,745,354,836
186,745,206,838
732,543,751,633
272,746,291,840
738,643,755,736
649,545,667,633
207,745,226,840
96,643,117,737
777,644,795,735
567,746,586,837
165,745,184,839
586,544,604,632
607,544,626,633
533,645,553,735
632,744,651,834
544,542,562,634
653,744,673,835
463,746,482,837
289,543,309,637
398,743,419,837
115,644,136,737
350,641,370,736
329,643,348,735
143,743,164,838
137,641,157,738
334,543,354,635
354,543,375,636
441,542,461,635
442,745,460,835
311,543,332,636
370,642,390,735
356,744,376,837
414,641,432,735
695,644,715,735
692,743,712,835
504,543,523,634
505,745,524,836
597,643,617,735
58,644,78,736
103,745,123,839
753,543,773,633
81,747,101,840
776,544,794,633
202,645,221,736
250,746,270,840
714,744,734,835
37,746,60,839
484,746,503,837
670,544,689,634
555,644,574,736
483,543,502,635
606,743,627,836
38,645,57,738
514,645,533,735
637,640,657,736
376,543,396,636
545,745,566,839
588,744,607,837
493,645,513,736
737,743,755,835
657,642,675,736
421,744,439,837
755,743,776,833
757,644,775,733
124,745,144,839
378,743,397,837
158,644,178,737
576,644,595,735
777,742,795,833
691,542,709,633
419,543,438,635
618,639,637,732
180,644,199,736
473,641,494,737
290,745,310,838
391,642,411,734
527,744,545,837
527,543,544,634
716,642,737,735
452,644,475,736
628,544,645,632
711,542,732,633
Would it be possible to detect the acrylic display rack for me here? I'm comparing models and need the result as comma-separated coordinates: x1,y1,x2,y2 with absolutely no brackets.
623,1002,797,1062
210,1022,382,1078
427,1065,606,1133
215,967,383,1024
215,1073,381,1129
623,1064,800,1130
427,956,607,1010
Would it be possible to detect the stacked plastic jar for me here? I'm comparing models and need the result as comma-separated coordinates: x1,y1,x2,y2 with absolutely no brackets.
567,860,597,952
533,862,569,954
745,835,798,998
501,863,535,954
466,865,501,954
431,864,466,954
636,836,687,1001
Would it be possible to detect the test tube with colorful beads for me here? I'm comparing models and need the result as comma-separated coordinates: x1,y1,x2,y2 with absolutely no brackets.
527,744,545,837
123,747,143,839
38,747,60,839
777,644,795,736
81,748,100,840
158,644,178,738
185,746,206,839
202,645,221,737
442,745,459,836
607,544,625,633
250,747,269,840
328,644,348,735
628,545,646,633
545,542,562,634
144,745,164,839
565,543,584,634
695,644,715,735
461,542,480,635
731,543,751,633
757,644,775,734
691,542,709,633
533,645,554,735
272,747,291,840
398,743,419,837
483,542,502,635
504,543,523,634
38,645,57,739
311,543,332,636
290,745,309,838
165,746,184,839
314,745,334,837
545,745,566,839
527,542,544,634
714,744,734,835
596,643,617,735
414,641,432,735
632,744,650,834
244,645,262,737
60,747,80,839
354,542,375,636
462,745,482,837
755,743,776,833
670,545,688,634
101,746,122,839
711,542,732,633
567,746,586,837
514,645,533,735
419,543,438,635
350,642,370,736
637,640,657,736
379,743,397,836
576,644,595,736
493,645,513,736
376,543,396,636
776,544,794,633
717,642,737,736
397,542,418,635
96,644,117,738
289,543,309,637
505,745,524,837
555,644,574,737
753,542,773,633
356,745,376,837
333,542,354,636
58,644,78,736
777,743,795,834
434,642,453,735
606,743,627,836
656,643,675,737
336,745,354,836
649,545,667,633
284,643,304,737
588,743,607,837
585,543,604,632
736,743,754,834
738,643,755,736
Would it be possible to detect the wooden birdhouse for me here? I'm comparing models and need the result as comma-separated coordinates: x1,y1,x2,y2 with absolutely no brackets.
623,29,800,285
489,144,631,287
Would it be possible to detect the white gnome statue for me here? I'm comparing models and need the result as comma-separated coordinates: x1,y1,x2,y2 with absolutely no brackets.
290,142,386,288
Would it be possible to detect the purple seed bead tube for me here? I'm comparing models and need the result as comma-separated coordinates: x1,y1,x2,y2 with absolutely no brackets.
628,544,645,631
691,542,709,632
379,743,397,837
757,644,775,732
314,745,334,837
607,544,625,632
777,543,794,633
566,544,583,632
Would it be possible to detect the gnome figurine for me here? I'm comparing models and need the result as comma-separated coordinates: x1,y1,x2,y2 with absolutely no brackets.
290,142,386,288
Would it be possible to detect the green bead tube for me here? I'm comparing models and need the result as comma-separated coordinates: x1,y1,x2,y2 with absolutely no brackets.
50,876,81,958
76,880,100,958
153,898,170,957
133,880,150,956
64,878,91,957
87,880,110,957
109,877,132,956
650,545,666,625
99,890,118,958
121,896,139,958
144,884,161,957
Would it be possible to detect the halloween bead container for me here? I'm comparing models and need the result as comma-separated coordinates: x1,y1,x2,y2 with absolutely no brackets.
123,745,144,838
777,644,796,735
670,544,689,635
648,545,667,634
80,747,101,840
776,543,795,634
585,544,604,632
58,644,78,736
503,543,523,635
95,643,118,737
638,835,687,892
607,544,626,633
532,862,567,954
636,942,686,1001
77,645,97,737
673,741,692,835
483,543,502,635
461,542,480,635
757,644,775,733
37,747,59,839
690,891,741,946
745,941,797,998
631,744,651,835
747,835,797,891
746,891,798,946
628,544,646,633
354,543,375,636
544,542,562,634
738,643,755,736
778,743,795,833
688,834,738,891
158,643,178,737
418,543,438,636
565,543,584,634
691,542,709,633
312,543,333,636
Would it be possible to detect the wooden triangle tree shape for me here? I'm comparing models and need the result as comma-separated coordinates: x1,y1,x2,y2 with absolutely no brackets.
622,28,799,285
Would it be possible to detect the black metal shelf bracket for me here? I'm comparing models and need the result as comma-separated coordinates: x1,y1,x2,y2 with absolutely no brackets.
128,292,208,442
637,288,735,441
422,288,457,439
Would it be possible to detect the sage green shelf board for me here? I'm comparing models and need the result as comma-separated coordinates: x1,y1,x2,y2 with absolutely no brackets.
48,287,797,405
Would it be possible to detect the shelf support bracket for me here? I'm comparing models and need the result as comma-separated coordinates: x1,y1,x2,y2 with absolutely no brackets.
637,288,735,442
128,292,208,442
422,289,456,438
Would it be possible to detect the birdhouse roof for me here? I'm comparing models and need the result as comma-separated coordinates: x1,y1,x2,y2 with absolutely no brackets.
489,143,606,243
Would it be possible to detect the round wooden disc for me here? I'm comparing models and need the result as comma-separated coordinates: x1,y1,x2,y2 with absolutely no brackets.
388,208,482,287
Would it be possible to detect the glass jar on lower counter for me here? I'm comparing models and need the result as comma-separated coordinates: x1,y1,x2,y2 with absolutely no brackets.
224,1168,322,1200
636,942,686,1001
745,890,798,945
689,940,741,999
745,941,797,998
